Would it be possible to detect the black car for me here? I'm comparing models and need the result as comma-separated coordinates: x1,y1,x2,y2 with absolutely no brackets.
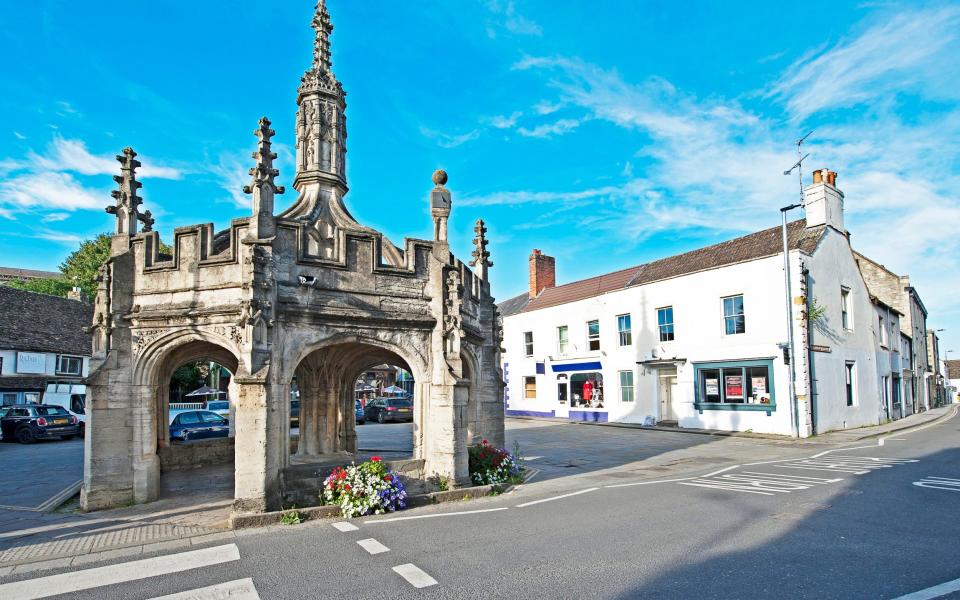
290,399,300,428
364,397,414,423
0,404,81,444
169,410,229,441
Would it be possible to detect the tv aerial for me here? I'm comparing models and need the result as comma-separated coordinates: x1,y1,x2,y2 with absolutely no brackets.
783,130,814,204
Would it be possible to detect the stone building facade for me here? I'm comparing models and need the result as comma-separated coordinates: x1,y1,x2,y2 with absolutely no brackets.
82,1,504,514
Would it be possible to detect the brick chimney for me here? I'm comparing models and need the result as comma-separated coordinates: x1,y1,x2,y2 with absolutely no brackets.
803,168,844,232
529,249,555,298
67,286,86,302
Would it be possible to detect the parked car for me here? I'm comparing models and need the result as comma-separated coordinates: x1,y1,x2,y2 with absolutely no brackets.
204,400,230,420
364,397,414,424
290,399,300,428
169,410,229,441
38,392,86,438
0,404,81,444
355,400,365,425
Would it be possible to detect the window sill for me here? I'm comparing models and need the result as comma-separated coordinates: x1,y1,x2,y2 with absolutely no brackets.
694,402,776,416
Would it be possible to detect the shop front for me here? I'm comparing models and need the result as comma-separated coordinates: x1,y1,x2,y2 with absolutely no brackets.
553,361,606,422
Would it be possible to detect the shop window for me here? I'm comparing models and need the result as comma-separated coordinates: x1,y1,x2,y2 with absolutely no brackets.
841,288,852,330
557,326,570,355
57,355,82,376
617,314,632,347
1,392,17,406
557,374,568,403
524,376,537,399
657,306,675,342
587,320,600,351
696,362,772,405
619,370,634,402
570,373,603,408
722,295,745,335
845,362,856,406
523,331,534,357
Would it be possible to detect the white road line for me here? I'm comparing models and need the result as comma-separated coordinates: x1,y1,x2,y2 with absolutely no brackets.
332,521,359,532
703,465,740,477
516,487,598,507
364,507,509,523
678,480,778,495
913,477,960,491
891,575,960,600
0,543,241,600
392,563,438,588
148,578,260,600
605,477,695,488
357,538,390,554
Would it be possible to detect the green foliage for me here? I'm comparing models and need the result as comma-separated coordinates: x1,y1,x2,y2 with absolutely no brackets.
171,362,205,390
280,506,302,525
428,473,451,492
59,233,112,299
807,296,827,324
5,277,73,298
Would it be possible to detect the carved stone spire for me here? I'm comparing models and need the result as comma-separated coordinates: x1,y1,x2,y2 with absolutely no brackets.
431,170,451,243
312,0,334,75
470,219,493,280
244,117,285,240
106,147,143,238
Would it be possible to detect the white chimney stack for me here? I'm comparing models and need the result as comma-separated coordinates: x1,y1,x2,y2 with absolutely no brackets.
803,168,844,232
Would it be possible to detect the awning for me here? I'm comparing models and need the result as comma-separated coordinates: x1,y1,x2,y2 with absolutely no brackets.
636,358,687,367
551,361,602,373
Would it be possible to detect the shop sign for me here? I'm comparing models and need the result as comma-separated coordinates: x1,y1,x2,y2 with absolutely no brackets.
751,377,766,395
16,352,46,374
705,378,719,396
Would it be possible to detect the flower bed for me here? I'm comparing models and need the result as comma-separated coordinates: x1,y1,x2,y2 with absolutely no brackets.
321,457,407,518
468,440,523,485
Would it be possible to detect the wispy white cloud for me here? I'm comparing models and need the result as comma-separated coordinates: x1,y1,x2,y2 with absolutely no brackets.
33,229,84,245
29,137,183,179
769,6,960,120
488,111,522,129
518,118,581,138
0,171,106,212
420,126,481,149
12,131,26,140
42,212,70,222
484,1,543,37
209,153,251,209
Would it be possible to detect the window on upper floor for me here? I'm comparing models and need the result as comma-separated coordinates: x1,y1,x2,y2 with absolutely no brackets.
657,306,675,342
841,287,852,330
722,295,745,335
879,316,888,347
557,326,570,355
587,320,600,351
523,332,534,357
617,314,632,347
57,355,82,376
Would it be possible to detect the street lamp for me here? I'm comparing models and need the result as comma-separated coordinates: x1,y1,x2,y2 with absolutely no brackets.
781,202,803,438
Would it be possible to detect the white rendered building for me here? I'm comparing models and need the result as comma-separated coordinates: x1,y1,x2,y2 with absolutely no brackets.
501,170,907,437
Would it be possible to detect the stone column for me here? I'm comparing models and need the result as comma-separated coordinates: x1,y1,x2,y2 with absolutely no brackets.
233,378,281,513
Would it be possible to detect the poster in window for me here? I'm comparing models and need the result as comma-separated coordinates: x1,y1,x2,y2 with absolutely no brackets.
724,375,743,399
705,378,719,396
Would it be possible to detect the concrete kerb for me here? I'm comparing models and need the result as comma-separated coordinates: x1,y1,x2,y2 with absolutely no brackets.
229,483,512,529
840,404,960,441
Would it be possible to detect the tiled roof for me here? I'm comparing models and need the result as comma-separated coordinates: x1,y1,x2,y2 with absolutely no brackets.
523,220,825,313
946,359,960,380
0,286,93,356
497,293,530,318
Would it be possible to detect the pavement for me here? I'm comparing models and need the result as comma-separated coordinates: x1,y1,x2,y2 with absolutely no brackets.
0,405,957,598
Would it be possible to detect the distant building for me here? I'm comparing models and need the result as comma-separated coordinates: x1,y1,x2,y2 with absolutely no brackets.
944,359,960,403
0,266,61,283
501,169,923,437
0,286,92,406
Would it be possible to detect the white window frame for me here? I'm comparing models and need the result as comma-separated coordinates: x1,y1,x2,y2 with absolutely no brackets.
618,370,635,402
557,326,570,355
841,287,852,331
587,320,600,352
722,295,745,336
523,331,534,357
845,361,856,406
617,314,632,347
878,316,888,348
657,306,675,342
57,355,83,376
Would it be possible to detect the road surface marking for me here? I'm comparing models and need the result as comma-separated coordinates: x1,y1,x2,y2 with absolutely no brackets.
913,476,960,492
516,487,598,507
678,471,840,495
392,563,438,588
703,465,740,477
35,480,83,512
148,578,260,600
332,521,359,532
891,575,960,600
605,477,695,488
357,538,390,554
779,456,917,474
0,543,241,600
365,507,509,523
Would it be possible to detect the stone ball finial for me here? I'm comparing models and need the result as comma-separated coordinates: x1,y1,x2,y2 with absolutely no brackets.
432,169,448,187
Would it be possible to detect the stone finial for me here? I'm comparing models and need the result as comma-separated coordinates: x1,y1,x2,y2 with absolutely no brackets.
138,209,155,233
470,218,493,280
312,0,334,75
430,169,451,243
106,147,144,237
243,117,285,196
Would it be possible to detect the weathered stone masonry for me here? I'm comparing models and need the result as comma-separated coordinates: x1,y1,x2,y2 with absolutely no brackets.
82,1,504,514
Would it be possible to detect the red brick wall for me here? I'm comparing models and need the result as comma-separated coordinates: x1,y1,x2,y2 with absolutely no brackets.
529,249,556,298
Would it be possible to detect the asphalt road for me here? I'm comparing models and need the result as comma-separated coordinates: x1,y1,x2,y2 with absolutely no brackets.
0,438,82,509
2,412,958,599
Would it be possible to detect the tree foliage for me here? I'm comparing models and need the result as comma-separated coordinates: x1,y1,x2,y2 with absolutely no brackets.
59,233,112,299
5,277,74,297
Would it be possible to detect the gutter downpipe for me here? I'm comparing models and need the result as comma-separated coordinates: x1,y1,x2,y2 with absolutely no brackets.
781,204,803,438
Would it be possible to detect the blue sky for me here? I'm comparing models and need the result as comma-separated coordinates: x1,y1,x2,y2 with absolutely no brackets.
2,1,959,354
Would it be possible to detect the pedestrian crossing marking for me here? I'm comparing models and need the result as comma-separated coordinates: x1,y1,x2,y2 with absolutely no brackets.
148,578,260,600
778,456,917,475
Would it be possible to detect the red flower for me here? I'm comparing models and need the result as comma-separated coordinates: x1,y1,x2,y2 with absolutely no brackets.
384,475,392,482
371,456,382,462
482,439,488,445
344,484,351,491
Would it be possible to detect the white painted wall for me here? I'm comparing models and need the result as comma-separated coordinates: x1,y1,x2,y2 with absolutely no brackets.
0,350,90,378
